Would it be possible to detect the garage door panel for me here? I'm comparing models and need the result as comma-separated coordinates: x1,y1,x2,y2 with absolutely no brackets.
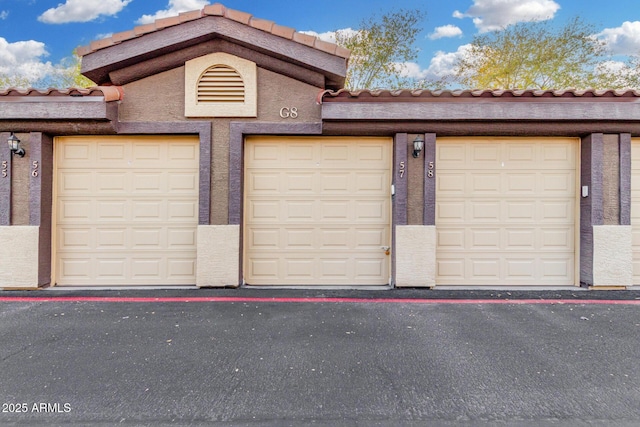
321,173,350,192
285,228,315,248
355,200,389,221
96,228,126,249
167,258,196,278
542,172,575,193
541,200,573,221
320,201,350,220
505,258,535,278
471,201,501,221
244,137,391,285
437,173,465,194
59,227,92,250
132,142,160,160
58,200,92,222
354,228,386,248
321,144,349,162
541,144,575,166
470,144,500,167
96,259,126,278
97,201,126,220
97,172,127,192
133,173,163,192
357,173,387,193
286,200,315,221
168,142,198,161
436,138,577,286
506,174,536,193
505,229,535,248
97,143,126,162
470,228,500,249
60,142,91,163
506,201,536,221
286,173,315,192
59,171,92,193
55,136,198,286
437,229,465,248
631,138,640,283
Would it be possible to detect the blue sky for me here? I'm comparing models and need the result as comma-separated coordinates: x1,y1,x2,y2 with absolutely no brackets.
1,0,639,85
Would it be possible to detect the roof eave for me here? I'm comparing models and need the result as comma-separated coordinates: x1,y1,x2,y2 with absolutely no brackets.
81,16,347,89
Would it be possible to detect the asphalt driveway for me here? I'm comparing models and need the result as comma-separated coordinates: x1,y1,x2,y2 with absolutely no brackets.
1,288,639,426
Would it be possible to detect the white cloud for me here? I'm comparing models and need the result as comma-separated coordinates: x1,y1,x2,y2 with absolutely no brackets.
454,0,560,33
0,11,8,20
391,45,472,84
429,25,463,40
38,0,132,24
597,21,640,56
300,28,359,44
136,0,210,25
425,44,472,79
0,37,54,82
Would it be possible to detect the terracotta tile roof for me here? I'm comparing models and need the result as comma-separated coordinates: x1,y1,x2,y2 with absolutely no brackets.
320,88,640,102
77,3,350,60
0,86,124,102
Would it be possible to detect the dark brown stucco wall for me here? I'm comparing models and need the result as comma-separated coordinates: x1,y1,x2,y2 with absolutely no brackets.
603,134,620,225
580,133,604,286
620,133,631,226
10,133,30,226
0,132,10,225
30,133,53,286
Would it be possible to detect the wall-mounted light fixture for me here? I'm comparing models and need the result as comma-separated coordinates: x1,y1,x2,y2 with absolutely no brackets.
412,135,424,158
7,133,25,157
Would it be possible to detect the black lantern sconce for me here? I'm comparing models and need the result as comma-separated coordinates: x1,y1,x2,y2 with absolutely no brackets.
412,135,424,158
7,133,25,157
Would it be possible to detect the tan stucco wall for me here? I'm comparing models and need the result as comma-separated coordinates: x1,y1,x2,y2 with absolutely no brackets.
197,225,239,287
118,66,322,123
395,225,436,287
592,225,632,287
0,226,39,288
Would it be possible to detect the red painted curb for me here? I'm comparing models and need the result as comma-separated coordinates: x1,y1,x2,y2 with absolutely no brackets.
0,296,639,304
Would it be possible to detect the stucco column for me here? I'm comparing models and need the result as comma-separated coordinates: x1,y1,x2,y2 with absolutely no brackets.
581,133,632,288
395,133,436,288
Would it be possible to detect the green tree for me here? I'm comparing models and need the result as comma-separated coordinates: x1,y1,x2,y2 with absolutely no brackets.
455,17,614,90
0,74,31,89
336,9,426,90
45,50,94,88
0,50,94,90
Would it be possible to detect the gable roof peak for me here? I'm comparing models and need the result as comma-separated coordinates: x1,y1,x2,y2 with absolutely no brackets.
76,3,350,60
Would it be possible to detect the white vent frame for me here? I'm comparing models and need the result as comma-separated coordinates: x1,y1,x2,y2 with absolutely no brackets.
185,52,257,118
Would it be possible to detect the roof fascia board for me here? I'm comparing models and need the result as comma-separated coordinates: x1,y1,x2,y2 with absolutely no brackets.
82,16,346,86
0,99,117,121
322,101,640,121
108,38,326,88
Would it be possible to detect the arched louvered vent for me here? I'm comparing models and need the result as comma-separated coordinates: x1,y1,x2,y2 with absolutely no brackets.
197,65,245,104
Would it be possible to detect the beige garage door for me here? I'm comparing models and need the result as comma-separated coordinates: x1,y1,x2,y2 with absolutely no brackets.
436,137,578,286
631,138,640,284
54,136,199,286
244,136,392,286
